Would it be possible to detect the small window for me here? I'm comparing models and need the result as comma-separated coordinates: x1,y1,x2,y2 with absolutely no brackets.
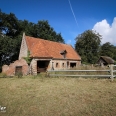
67,61,69,67
56,63,59,68
62,63,64,67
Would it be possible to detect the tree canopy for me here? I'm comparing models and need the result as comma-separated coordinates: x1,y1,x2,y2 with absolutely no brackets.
75,30,116,64
100,42,116,60
0,10,64,71
75,30,102,64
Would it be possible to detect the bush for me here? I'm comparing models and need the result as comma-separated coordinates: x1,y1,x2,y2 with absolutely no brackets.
114,61,116,65
0,73,7,78
15,72,23,78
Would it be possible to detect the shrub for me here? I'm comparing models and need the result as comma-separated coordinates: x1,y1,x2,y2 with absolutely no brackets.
0,73,7,78
15,72,23,78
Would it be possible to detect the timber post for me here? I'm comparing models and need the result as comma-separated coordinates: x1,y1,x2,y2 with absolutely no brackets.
110,64,114,81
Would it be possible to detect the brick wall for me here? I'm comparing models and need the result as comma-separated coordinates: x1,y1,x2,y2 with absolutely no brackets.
19,33,28,60
48,59,81,70
30,59,37,75
3,58,81,76
2,59,29,76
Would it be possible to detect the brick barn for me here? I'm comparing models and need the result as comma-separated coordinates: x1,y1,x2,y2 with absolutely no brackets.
18,33,81,75
2,33,81,76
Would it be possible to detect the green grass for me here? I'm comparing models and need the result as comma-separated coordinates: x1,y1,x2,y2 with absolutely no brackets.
0,76,116,116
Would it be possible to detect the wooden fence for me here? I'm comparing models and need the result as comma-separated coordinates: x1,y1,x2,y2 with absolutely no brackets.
47,64,116,81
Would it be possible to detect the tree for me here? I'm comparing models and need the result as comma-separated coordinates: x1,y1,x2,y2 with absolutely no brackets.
0,35,18,70
35,20,65,43
100,42,116,60
0,10,65,72
75,30,102,64
16,20,65,43
0,11,19,37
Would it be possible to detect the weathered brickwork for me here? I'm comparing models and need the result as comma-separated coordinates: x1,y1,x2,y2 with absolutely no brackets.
30,59,37,75
2,59,29,76
50,60,80,70
2,33,81,76
19,33,28,60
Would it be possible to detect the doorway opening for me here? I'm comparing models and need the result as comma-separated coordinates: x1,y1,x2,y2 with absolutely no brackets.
37,61,49,73
15,66,22,75
70,63,76,68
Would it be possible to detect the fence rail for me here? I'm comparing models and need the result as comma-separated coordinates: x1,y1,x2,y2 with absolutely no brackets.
47,64,116,81
48,70,110,72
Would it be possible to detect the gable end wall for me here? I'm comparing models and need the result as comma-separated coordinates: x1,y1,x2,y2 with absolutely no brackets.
19,34,28,60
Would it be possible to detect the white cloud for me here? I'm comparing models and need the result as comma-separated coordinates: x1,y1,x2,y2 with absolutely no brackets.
92,17,116,44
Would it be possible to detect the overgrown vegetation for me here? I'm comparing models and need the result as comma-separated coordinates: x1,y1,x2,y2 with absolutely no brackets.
0,73,7,78
15,72,23,78
0,76,116,116
23,51,32,65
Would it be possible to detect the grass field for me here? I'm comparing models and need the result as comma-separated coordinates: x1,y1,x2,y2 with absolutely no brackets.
0,76,116,116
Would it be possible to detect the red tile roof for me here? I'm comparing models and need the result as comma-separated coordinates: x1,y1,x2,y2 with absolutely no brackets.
25,36,81,60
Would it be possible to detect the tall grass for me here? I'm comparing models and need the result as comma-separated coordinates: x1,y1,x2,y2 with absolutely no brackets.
0,76,116,116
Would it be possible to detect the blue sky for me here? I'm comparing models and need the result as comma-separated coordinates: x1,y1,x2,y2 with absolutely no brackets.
0,0,116,46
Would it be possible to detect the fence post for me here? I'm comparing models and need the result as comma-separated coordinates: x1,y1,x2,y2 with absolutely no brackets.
110,64,113,81
46,71,50,77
